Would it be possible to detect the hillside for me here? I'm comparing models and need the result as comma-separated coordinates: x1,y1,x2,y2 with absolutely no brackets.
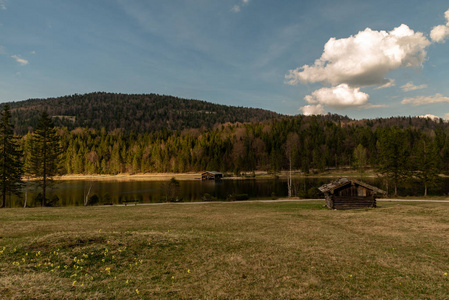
6,92,281,134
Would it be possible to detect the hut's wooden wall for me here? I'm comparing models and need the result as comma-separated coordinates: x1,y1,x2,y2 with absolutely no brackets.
332,195,376,210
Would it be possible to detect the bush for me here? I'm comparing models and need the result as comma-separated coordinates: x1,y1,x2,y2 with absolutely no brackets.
227,194,249,201
102,193,113,205
202,193,217,201
88,194,100,205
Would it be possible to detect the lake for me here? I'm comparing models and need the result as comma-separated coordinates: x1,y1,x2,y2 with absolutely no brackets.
7,177,449,207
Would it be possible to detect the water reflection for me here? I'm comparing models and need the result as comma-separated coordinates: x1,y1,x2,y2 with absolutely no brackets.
8,177,449,207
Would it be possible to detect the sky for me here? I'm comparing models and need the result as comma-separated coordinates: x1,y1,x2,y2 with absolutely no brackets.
1,0,449,120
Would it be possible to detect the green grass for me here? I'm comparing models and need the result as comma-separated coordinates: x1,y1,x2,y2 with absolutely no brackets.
1,201,449,299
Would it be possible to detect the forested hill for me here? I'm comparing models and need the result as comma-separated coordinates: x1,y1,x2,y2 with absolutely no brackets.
6,92,281,134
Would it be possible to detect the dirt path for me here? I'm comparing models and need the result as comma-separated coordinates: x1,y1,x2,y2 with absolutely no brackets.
113,198,449,207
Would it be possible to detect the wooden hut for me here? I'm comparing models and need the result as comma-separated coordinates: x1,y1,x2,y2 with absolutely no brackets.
318,178,386,210
201,171,223,181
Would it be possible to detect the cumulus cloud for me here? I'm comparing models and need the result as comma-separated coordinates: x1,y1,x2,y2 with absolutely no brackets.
445,113,449,121
304,84,369,108
11,55,28,66
400,82,428,92
299,104,326,116
418,114,440,121
286,24,430,87
401,93,449,106
288,8,449,113
430,25,449,43
430,9,449,43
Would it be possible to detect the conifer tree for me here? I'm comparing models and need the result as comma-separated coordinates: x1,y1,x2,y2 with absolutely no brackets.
377,127,410,196
0,104,24,208
30,111,61,206
415,137,440,197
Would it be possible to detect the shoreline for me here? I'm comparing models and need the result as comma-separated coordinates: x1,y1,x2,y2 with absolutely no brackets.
52,173,202,181
44,169,446,181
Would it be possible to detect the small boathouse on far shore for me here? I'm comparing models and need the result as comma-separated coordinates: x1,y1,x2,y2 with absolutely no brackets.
201,171,223,181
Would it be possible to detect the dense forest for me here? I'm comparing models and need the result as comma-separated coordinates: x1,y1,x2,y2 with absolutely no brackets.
16,114,449,193
7,92,280,134
2,92,449,197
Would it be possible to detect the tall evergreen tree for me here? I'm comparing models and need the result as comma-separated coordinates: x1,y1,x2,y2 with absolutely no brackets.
0,104,24,208
415,137,440,197
377,127,410,196
30,111,61,206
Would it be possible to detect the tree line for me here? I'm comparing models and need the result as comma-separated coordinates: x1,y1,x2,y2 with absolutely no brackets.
1,109,449,207
1,105,60,207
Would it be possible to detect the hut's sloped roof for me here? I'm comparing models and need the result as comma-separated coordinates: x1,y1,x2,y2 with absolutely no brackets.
202,171,222,175
318,178,386,195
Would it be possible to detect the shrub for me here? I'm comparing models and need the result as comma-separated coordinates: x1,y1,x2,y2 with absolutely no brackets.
227,194,249,201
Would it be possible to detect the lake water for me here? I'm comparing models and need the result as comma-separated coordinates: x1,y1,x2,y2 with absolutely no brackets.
7,177,449,207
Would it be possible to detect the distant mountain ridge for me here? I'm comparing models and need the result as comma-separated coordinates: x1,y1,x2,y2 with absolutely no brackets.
4,92,448,135
6,92,281,134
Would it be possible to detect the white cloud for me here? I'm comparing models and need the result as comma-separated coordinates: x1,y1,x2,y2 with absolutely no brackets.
444,113,449,121
363,103,389,109
400,82,428,92
418,114,440,121
231,5,240,13
430,9,449,43
375,79,396,89
304,84,369,108
430,25,449,43
401,93,449,106
286,24,430,87
299,104,326,116
11,55,29,66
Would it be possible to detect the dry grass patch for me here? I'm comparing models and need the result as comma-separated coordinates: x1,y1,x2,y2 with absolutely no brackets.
0,201,449,298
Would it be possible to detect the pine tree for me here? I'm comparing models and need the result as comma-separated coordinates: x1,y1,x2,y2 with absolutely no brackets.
415,137,440,197
377,127,410,196
0,104,24,208
30,111,61,206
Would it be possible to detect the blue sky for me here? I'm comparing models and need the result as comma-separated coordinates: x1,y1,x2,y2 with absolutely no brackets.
1,0,449,120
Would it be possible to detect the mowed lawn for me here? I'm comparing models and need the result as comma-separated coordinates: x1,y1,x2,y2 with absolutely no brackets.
1,201,449,299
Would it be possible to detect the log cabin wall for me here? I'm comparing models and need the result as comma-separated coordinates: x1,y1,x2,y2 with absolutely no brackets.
332,195,376,210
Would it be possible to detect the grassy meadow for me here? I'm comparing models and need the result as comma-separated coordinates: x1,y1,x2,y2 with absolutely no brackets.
1,201,449,299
